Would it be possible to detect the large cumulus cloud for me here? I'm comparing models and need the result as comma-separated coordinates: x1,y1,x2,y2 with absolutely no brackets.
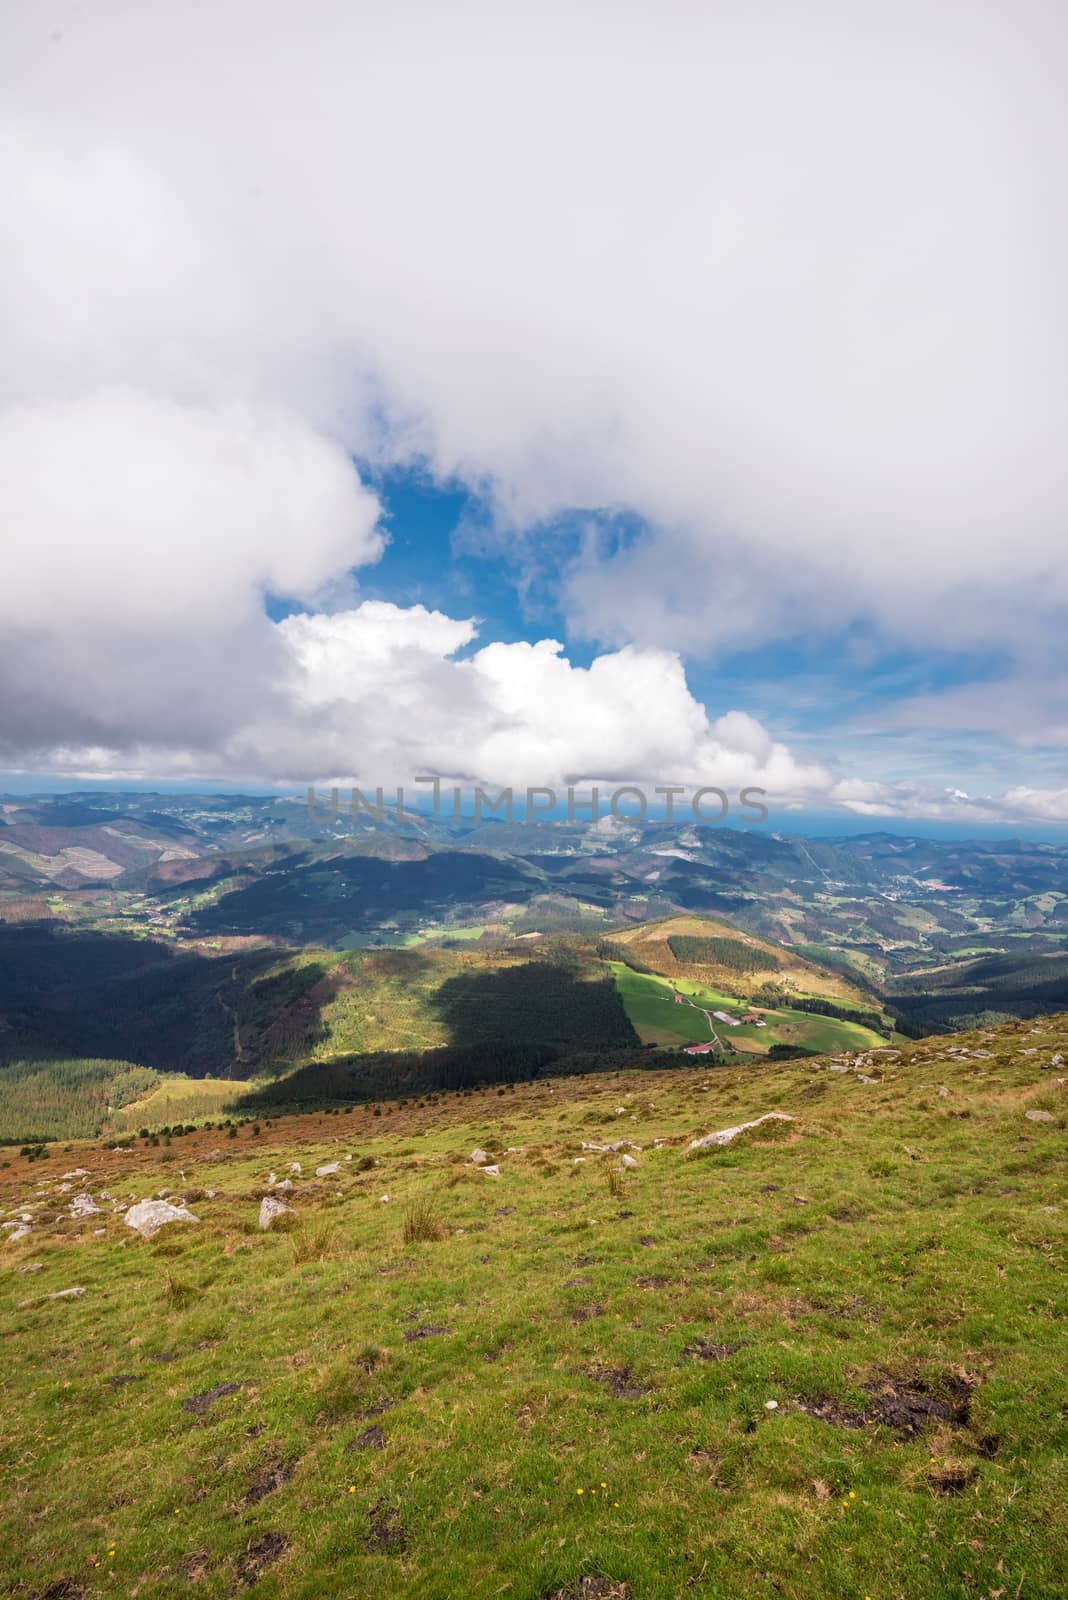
2,2,1067,815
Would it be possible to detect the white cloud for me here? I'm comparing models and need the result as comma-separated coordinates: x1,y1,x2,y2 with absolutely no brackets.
1,2,1067,805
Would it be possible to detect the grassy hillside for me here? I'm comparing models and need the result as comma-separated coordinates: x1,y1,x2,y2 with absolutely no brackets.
0,1014,1065,1598
610,964,889,1055
608,916,875,1008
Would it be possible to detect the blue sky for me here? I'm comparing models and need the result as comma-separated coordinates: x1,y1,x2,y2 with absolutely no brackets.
4,5,1067,831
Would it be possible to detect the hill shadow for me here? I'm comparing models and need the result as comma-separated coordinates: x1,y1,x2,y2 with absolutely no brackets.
0,923,333,1077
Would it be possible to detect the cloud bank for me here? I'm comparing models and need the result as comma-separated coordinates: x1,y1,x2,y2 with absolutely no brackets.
2,2,1067,820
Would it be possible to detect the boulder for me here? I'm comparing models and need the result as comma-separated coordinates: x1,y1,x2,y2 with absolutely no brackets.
470,1149,489,1166
124,1199,199,1239
1025,1109,1055,1123
481,1164,501,1177
258,1196,294,1230
315,1162,341,1177
689,1112,794,1150
70,1193,102,1218
621,1153,639,1169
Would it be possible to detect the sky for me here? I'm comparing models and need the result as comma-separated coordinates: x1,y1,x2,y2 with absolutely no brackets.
2,1,1068,829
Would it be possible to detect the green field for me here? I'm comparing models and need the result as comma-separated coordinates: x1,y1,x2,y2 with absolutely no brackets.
1,1015,1065,1598
611,964,888,1055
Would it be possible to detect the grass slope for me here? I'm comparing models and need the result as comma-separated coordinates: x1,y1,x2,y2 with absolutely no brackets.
1,1016,1065,1598
611,964,888,1055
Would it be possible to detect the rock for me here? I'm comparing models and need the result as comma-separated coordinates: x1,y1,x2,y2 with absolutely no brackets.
938,1086,951,1098
290,1162,302,1174
345,1154,353,1161
621,1153,639,1169
267,1172,277,1186
764,1399,779,1410
274,1178,295,1194
1025,1109,1055,1123
481,1164,501,1177
62,1168,89,1179
379,1193,390,1203
70,1193,102,1218
689,1112,794,1150
315,1161,341,1177
124,1199,199,1238
258,1196,293,1230
857,1075,880,1084
4,1225,31,1243
470,1149,489,1166
18,1286,85,1309
1042,1054,1065,1070
16,1262,43,1272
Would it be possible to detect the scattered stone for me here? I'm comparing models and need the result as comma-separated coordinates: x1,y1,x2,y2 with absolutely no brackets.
69,1193,102,1218
61,1169,89,1179
481,1164,501,1177
765,1399,779,1410
470,1148,489,1166
105,1373,144,1388
4,1224,31,1243
274,1178,295,1194
125,1199,199,1238
315,1162,341,1178
17,1285,86,1309
16,1261,43,1272
937,1087,952,1098
379,1193,390,1204
259,1196,294,1230
403,1324,448,1342
290,1162,302,1174
689,1113,794,1150
621,1153,639,1169
1025,1109,1055,1123
1042,1054,1065,1070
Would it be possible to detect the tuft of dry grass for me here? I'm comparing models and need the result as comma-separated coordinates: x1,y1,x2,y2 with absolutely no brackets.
289,1220,338,1264
403,1198,446,1243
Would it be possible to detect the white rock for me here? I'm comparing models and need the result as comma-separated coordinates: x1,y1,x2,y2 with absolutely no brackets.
124,1199,199,1238
621,1153,639,1169
61,1169,89,1179
258,1196,294,1230
16,1262,43,1272
379,1194,390,1203
764,1399,779,1410
70,1193,102,1218
17,1286,86,1309
275,1178,295,1194
470,1148,489,1166
4,1225,31,1243
345,1154,353,1161
267,1172,278,1187
290,1162,302,1174
481,1164,501,1177
689,1112,794,1150
315,1162,341,1177
857,1075,879,1084
1025,1109,1055,1123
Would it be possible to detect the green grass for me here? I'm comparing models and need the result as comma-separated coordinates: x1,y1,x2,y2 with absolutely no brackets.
611,964,888,1055
1,1014,1066,1597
